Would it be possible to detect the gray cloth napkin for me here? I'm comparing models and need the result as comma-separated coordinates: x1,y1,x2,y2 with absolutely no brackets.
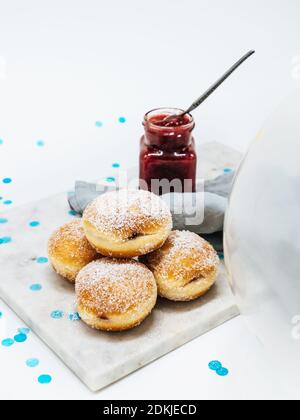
68,172,234,251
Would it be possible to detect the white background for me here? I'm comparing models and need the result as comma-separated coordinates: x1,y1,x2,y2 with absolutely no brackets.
0,0,299,400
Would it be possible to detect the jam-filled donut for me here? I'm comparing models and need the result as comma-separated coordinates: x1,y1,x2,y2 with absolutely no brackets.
82,189,172,258
48,220,98,283
141,230,219,301
75,258,157,331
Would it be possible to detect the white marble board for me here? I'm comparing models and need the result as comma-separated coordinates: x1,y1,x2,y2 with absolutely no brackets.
0,143,241,391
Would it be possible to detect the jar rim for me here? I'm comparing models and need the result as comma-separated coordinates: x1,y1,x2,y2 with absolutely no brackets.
143,107,194,130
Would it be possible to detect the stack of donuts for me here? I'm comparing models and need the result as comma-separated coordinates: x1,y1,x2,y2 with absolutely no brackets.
48,189,219,332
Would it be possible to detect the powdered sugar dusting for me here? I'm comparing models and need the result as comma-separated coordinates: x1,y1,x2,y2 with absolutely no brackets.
48,219,97,259
143,230,219,279
83,189,172,240
76,258,156,314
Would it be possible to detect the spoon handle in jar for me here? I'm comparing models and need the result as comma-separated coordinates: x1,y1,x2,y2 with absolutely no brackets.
184,50,255,115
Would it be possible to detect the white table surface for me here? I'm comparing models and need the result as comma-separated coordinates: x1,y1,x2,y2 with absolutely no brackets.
0,0,299,400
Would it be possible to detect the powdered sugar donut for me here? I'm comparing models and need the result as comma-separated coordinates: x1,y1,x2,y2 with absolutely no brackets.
48,220,98,283
75,258,157,331
141,230,219,301
82,189,172,258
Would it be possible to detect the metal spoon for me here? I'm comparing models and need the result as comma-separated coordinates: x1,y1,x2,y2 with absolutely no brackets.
162,50,255,125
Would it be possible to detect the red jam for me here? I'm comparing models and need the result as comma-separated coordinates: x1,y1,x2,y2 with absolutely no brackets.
148,114,191,128
139,108,197,195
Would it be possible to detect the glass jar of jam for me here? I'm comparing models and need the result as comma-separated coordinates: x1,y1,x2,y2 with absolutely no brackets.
139,108,197,195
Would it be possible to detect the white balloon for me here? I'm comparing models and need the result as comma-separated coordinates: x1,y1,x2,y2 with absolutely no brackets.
225,89,300,392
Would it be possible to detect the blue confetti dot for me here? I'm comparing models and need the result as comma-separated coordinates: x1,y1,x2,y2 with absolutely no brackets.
0,196,2,200
118,117,126,124
29,221,40,227
50,310,64,319
223,167,233,173
30,283,42,292
26,358,39,368
36,140,45,147
38,374,52,384
2,338,14,347
218,252,224,260
3,200,12,205
106,177,116,183
18,327,30,335
14,333,27,343
0,311,2,319
95,120,103,127
68,210,78,216
216,367,229,377
209,360,223,371
0,236,12,244
2,178,12,184
68,312,81,321
0,218,8,224
0,139,3,145
112,163,120,168
36,257,48,264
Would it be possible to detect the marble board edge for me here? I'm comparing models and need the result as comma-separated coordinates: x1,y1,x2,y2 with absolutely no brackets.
0,280,239,391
